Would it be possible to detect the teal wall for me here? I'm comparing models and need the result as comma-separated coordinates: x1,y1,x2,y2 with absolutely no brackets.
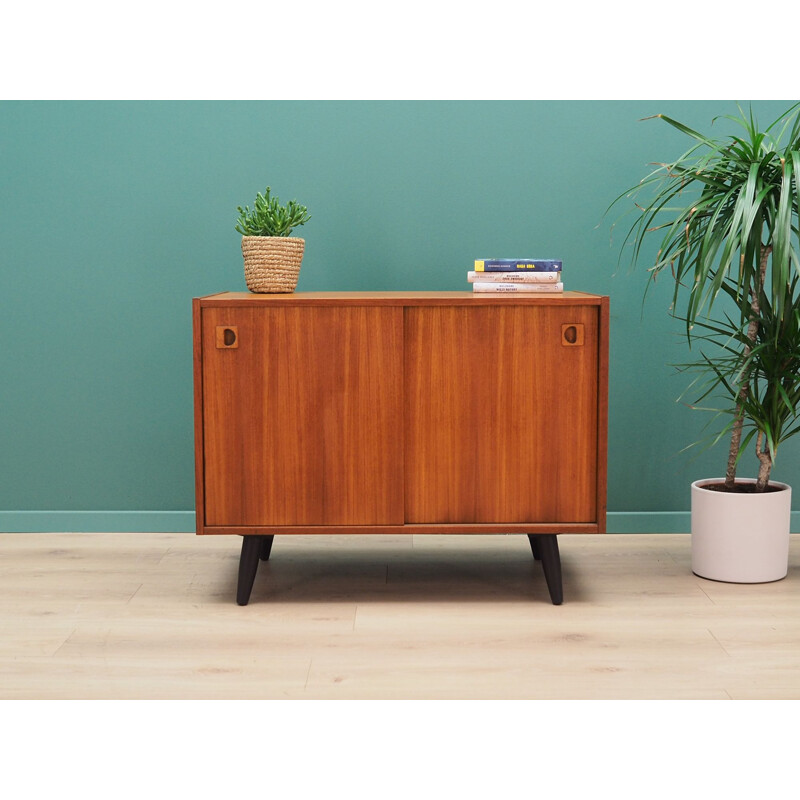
2,100,798,530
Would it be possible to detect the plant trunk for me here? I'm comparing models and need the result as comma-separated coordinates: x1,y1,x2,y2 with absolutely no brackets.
755,430,773,491
724,404,746,488
724,245,772,490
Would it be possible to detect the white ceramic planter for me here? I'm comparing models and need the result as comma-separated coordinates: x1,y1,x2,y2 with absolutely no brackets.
691,478,791,583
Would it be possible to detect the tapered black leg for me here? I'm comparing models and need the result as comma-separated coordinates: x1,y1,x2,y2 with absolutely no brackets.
259,535,274,561
536,534,563,605
527,534,542,560
237,536,263,606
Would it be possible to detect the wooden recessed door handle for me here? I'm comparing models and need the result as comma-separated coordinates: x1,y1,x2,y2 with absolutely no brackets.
561,323,585,346
216,326,239,349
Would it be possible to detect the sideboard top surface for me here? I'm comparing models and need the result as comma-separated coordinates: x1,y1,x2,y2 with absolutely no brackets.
196,290,607,307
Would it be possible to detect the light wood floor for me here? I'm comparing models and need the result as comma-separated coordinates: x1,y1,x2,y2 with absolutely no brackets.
1,532,799,699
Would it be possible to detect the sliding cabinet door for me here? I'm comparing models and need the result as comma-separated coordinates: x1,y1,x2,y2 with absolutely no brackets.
202,305,404,527
405,304,599,524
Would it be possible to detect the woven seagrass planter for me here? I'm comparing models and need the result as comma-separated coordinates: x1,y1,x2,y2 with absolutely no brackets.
241,236,305,293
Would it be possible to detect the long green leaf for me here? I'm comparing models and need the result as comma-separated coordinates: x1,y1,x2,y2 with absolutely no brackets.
772,158,794,321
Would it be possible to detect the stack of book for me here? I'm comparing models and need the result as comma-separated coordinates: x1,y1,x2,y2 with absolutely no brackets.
468,258,564,293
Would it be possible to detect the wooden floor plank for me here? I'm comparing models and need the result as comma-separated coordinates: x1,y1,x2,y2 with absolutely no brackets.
0,532,798,699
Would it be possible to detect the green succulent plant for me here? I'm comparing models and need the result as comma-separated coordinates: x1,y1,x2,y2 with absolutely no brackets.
235,186,310,237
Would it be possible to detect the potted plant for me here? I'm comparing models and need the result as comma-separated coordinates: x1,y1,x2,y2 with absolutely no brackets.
609,102,800,583
235,186,310,293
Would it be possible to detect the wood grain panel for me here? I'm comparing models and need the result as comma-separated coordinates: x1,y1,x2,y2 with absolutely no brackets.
404,305,599,524
192,298,206,533
201,306,403,526
596,296,610,533
203,523,600,535
198,291,604,307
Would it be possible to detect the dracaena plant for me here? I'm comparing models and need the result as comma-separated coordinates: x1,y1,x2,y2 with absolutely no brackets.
608,102,800,492
235,186,310,237
676,277,800,490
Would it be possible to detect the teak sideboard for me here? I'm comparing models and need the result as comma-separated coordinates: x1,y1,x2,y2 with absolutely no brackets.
193,291,609,605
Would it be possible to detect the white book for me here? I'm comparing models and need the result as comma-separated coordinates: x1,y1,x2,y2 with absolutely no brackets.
466,270,561,283
472,282,564,293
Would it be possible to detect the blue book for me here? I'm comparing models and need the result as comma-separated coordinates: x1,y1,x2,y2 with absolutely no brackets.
474,258,562,272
